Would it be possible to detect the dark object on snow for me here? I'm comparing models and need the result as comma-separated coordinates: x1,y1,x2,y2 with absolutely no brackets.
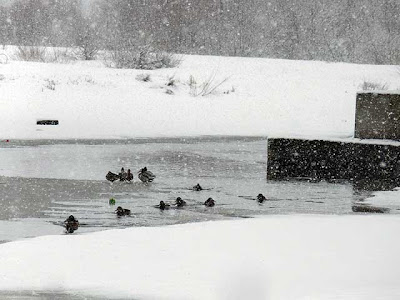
352,205,389,214
109,198,116,205
64,215,79,233
106,171,120,182
138,167,156,183
175,197,186,207
37,120,59,125
204,197,215,207
193,183,203,191
115,206,131,216
257,193,267,203
157,201,170,210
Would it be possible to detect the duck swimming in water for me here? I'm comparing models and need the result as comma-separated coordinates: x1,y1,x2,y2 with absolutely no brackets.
175,197,186,207
115,206,131,216
157,200,170,210
204,197,215,207
126,169,133,181
64,215,79,233
193,183,203,191
138,167,156,183
257,194,267,203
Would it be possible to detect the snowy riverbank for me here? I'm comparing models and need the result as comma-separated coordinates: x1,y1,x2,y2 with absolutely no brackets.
1,52,399,140
1,215,400,300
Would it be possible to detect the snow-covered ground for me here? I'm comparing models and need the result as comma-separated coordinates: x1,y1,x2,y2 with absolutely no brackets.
1,47,399,139
1,49,399,299
1,215,400,300
362,188,400,210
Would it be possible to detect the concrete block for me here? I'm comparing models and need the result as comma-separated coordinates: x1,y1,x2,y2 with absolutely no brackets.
267,138,400,189
355,92,400,140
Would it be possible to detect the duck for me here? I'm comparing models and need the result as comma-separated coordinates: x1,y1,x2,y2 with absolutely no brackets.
119,167,127,181
257,193,267,203
175,197,186,207
193,183,203,191
64,215,79,233
126,169,134,181
138,167,156,183
115,206,131,216
204,197,215,207
106,171,120,182
157,200,170,210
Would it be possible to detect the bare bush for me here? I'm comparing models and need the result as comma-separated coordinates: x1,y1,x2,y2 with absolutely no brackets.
106,46,181,70
188,73,230,97
188,75,198,96
75,40,99,61
44,79,56,91
15,46,47,62
136,73,151,82
166,74,176,87
359,80,389,91
46,48,77,63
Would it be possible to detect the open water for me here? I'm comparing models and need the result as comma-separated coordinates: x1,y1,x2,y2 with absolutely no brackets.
0,137,373,243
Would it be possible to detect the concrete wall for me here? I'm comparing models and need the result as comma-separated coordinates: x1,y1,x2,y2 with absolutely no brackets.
267,138,400,189
355,92,400,140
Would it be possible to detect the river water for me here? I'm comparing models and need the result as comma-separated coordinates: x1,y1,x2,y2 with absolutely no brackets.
0,137,371,243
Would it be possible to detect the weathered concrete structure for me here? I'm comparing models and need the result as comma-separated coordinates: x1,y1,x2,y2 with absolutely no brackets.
267,91,400,191
355,92,400,141
267,138,400,189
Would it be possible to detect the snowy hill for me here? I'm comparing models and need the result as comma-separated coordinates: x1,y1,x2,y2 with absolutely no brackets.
1,51,398,139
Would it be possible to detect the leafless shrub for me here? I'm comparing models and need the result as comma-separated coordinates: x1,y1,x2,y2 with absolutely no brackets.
106,46,181,70
166,74,176,87
15,46,47,62
46,48,77,63
188,73,230,97
84,75,95,84
136,73,151,82
188,75,198,96
359,80,389,91
44,79,56,90
156,52,182,69
74,21,100,61
75,42,99,61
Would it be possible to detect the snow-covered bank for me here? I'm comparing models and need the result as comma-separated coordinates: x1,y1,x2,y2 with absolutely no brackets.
362,188,400,211
1,53,399,139
1,215,400,300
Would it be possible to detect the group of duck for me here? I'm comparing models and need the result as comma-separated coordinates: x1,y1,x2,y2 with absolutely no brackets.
63,167,269,233
106,167,155,183
113,183,216,217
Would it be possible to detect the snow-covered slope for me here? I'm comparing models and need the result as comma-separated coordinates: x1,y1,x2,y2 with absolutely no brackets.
1,215,400,300
1,52,398,139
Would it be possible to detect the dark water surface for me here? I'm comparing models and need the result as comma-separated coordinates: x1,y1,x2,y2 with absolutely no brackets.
0,137,371,243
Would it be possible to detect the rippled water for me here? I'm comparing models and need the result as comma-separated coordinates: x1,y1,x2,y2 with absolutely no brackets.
0,137,370,242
